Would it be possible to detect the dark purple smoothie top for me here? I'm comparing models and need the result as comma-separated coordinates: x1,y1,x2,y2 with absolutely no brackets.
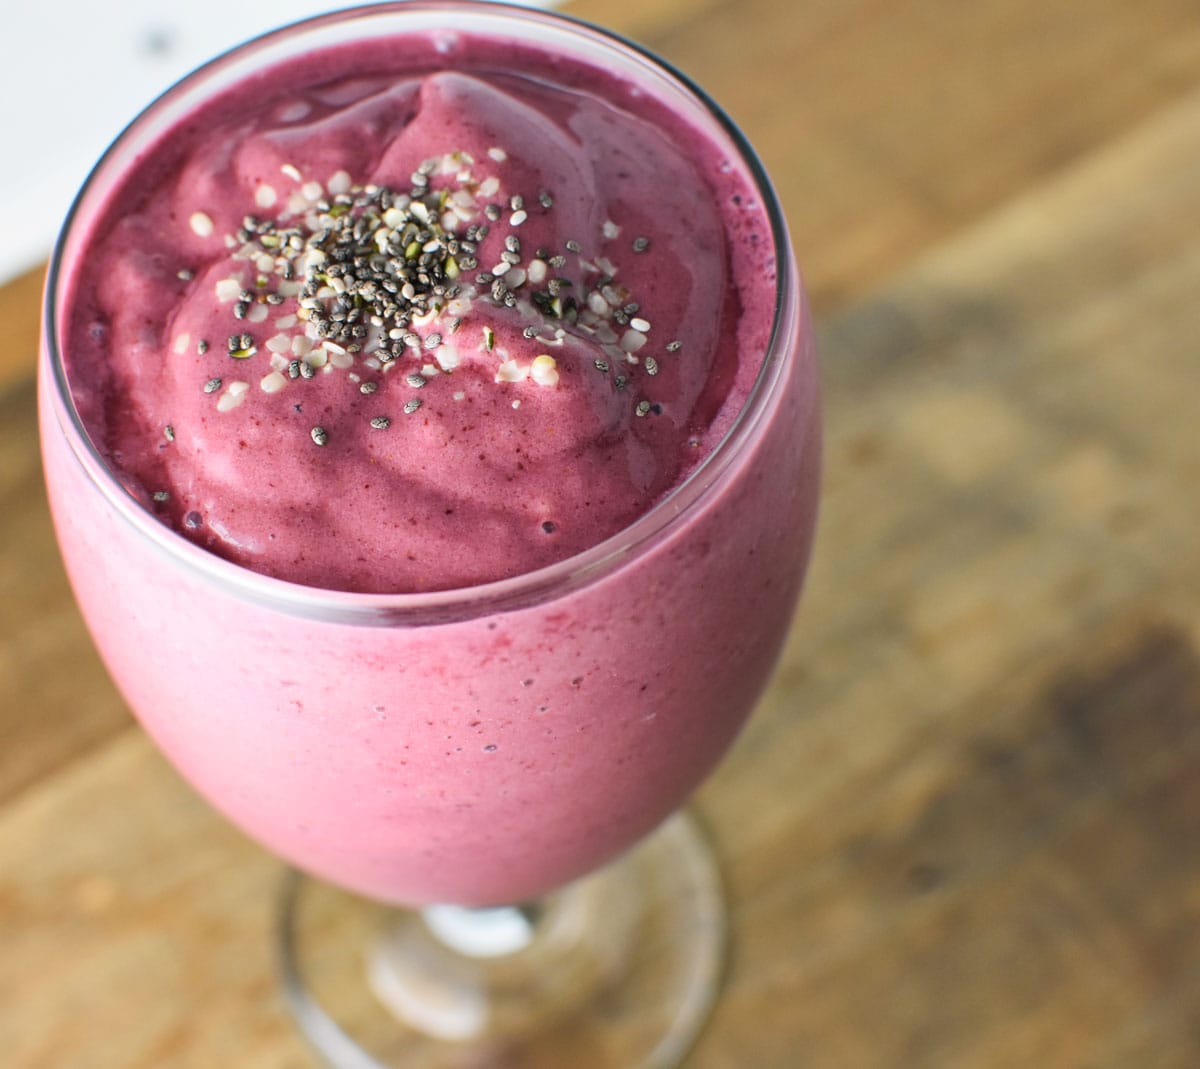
64,29,776,593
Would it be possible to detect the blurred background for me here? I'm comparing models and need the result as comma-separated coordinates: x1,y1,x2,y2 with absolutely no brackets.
4,1,1200,1067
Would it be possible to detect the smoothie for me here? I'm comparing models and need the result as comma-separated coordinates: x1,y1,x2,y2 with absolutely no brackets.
40,3,820,906
64,30,773,593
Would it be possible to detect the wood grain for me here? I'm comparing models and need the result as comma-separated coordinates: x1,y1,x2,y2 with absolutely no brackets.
4,1,1200,1066
698,82,1200,1066
0,265,44,391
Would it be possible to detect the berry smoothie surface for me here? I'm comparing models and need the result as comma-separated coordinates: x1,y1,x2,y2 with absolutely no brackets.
63,28,777,593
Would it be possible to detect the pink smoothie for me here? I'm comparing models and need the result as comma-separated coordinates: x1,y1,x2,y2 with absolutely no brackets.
64,26,771,594
41,3,820,905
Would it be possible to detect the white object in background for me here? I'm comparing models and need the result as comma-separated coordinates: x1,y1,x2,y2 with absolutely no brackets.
0,0,557,283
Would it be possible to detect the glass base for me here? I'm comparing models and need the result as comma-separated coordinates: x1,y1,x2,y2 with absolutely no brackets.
276,812,726,1068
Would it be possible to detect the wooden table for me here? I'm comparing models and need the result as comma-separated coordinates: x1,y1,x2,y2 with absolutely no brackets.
4,1,1200,1065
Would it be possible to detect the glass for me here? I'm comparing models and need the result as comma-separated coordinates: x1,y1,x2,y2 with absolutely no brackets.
38,3,820,1066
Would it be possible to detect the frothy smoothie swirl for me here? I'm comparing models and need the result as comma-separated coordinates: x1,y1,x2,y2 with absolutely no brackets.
66,40,774,592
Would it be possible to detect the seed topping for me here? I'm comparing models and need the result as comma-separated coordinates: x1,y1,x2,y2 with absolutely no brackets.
178,153,669,443
189,211,214,238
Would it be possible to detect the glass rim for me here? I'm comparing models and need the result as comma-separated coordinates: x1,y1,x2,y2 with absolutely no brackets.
42,0,795,627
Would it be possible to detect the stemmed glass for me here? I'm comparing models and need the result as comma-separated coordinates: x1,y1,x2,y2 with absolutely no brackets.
38,3,820,1066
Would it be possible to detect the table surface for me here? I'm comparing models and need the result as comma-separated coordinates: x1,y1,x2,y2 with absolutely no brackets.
4,1,1200,1066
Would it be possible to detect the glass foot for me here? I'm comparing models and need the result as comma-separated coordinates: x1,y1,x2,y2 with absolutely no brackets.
276,811,726,1068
